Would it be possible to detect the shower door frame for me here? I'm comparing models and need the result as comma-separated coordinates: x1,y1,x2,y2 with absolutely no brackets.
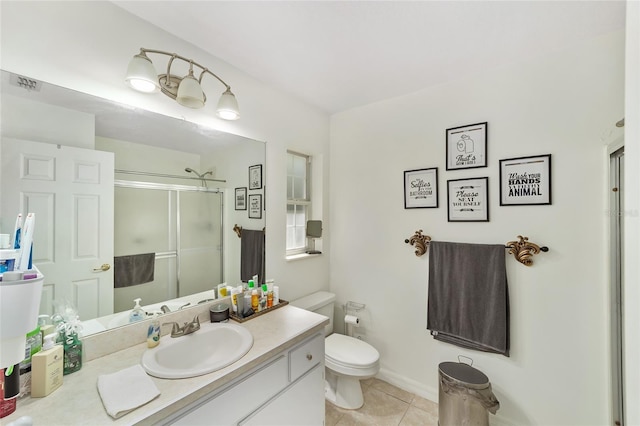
114,180,224,301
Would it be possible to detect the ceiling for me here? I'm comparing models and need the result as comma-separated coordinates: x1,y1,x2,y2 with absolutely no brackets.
113,1,625,115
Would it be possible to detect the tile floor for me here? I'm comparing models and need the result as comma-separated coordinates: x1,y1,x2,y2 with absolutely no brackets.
325,378,439,426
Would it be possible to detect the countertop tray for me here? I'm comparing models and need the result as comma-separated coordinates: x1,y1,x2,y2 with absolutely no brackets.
229,299,289,323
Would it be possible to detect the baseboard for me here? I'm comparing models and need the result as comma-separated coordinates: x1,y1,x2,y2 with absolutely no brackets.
376,367,439,403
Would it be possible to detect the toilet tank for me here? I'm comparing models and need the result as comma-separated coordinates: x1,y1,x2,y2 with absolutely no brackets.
291,291,336,336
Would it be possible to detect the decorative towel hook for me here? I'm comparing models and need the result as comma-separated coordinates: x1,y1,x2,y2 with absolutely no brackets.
505,235,549,267
404,230,431,257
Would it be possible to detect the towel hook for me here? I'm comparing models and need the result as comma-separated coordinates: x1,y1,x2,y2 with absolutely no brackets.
505,235,548,267
404,230,431,257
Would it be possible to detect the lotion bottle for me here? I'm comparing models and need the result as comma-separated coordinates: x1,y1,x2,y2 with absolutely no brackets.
31,334,63,397
147,314,161,348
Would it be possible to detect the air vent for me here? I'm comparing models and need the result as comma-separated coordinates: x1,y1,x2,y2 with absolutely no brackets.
9,73,42,92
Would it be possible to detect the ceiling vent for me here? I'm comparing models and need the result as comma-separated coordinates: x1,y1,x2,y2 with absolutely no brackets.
10,73,42,92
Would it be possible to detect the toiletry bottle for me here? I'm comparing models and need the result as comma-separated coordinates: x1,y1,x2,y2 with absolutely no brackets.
244,290,252,315
230,288,239,313
31,334,63,397
0,367,17,418
260,284,268,310
273,286,280,305
251,289,259,312
129,298,145,322
0,364,20,418
147,313,161,348
63,329,82,375
19,326,42,397
267,288,274,308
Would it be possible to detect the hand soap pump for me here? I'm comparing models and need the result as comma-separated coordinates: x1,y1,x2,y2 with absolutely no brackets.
129,298,145,323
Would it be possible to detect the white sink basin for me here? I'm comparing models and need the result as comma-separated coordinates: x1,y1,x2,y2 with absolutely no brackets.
141,322,253,379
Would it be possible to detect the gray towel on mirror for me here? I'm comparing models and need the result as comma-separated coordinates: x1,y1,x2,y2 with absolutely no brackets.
240,229,265,284
427,241,509,357
114,253,155,288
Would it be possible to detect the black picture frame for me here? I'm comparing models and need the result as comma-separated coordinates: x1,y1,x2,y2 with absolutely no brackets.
499,154,552,206
235,187,247,210
404,167,438,209
248,194,262,219
446,122,488,170
447,177,489,222
249,164,263,190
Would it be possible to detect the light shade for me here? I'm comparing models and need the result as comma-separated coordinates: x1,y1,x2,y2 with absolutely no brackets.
176,74,205,108
216,88,240,120
125,53,160,93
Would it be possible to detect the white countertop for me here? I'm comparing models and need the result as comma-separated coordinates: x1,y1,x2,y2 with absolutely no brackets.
4,305,328,425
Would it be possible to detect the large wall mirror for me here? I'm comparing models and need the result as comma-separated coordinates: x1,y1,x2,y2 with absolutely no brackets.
0,70,266,336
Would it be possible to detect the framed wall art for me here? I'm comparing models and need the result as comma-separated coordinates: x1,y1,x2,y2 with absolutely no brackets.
446,122,487,170
499,154,551,206
248,194,262,219
447,177,489,222
249,164,263,190
404,167,438,208
235,187,247,210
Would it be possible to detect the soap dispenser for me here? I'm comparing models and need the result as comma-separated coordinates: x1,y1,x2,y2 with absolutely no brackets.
129,298,145,323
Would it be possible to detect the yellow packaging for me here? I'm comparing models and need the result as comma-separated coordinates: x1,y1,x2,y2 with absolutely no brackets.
31,339,63,397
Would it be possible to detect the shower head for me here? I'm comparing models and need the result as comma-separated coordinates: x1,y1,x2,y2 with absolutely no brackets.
185,167,195,173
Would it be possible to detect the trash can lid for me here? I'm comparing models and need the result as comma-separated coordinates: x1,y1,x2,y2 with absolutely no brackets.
439,362,489,387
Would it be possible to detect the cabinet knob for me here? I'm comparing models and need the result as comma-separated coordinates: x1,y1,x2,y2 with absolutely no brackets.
306,354,312,361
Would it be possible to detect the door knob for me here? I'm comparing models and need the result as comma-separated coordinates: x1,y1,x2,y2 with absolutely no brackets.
93,263,111,272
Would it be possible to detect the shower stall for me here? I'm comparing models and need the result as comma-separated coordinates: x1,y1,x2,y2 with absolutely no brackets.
112,179,224,313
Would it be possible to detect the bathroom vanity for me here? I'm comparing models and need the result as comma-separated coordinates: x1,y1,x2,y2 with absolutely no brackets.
3,305,328,425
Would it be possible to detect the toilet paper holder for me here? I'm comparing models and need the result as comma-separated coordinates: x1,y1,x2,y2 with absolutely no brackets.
343,301,365,335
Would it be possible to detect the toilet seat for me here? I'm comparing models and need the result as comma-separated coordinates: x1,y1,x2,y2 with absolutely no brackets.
325,334,379,377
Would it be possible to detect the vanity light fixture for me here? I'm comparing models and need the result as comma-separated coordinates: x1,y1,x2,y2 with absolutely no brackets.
125,48,240,120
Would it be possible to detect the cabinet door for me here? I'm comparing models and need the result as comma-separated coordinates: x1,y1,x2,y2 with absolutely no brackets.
170,355,288,425
241,364,324,426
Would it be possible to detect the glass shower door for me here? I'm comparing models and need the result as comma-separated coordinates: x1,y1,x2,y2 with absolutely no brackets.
178,191,223,297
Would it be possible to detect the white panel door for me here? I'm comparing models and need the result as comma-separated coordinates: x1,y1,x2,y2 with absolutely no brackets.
1,138,114,320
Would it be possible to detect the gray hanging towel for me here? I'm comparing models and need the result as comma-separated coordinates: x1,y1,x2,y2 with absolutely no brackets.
240,229,265,284
427,241,509,357
114,253,155,288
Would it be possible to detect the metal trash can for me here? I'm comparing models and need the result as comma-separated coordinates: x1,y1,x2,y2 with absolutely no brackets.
438,359,500,426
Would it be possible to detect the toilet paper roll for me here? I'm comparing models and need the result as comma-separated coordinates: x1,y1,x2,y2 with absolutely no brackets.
344,314,360,327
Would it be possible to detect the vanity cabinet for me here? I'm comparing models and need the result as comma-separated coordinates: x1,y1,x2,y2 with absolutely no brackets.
167,332,324,426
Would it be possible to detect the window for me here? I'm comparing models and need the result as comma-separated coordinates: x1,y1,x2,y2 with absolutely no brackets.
286,151,310,255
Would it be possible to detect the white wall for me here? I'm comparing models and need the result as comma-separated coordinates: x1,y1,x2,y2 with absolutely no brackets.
0,1,331,302
329,31,624,425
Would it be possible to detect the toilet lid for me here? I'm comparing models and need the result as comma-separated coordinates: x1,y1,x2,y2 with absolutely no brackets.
326,333,379,367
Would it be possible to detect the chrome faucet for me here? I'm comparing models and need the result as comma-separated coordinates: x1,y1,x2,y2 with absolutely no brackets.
162,315,201,337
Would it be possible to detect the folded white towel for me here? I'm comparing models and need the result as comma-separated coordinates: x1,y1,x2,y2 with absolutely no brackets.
97,364,160,419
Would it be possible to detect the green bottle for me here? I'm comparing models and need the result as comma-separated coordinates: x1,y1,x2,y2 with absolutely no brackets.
63,331,82,375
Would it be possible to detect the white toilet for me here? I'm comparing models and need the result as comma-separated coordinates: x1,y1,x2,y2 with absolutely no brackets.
291,291,380,409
